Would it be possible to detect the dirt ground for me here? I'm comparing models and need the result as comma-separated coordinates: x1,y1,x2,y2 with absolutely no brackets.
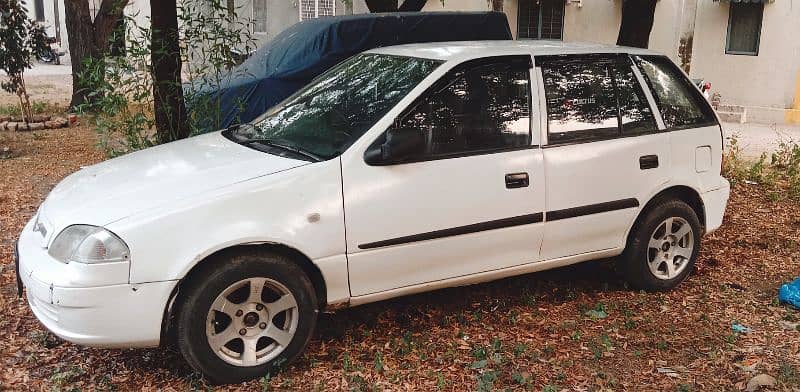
0,71,72,108
1,124,800,391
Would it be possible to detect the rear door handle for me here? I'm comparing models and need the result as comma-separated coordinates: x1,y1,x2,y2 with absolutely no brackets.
639,155,659,170
505,172,529,189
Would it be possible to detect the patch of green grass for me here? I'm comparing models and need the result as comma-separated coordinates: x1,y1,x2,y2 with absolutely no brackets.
512,372,532,389
49,365,86,390
513,343,528,357
373,352,384,373
491,337,502,352
0,104,21,116
542,384,559,392
779,362,798,385
476,370,499,392
472,344,488,360
436,371,446,390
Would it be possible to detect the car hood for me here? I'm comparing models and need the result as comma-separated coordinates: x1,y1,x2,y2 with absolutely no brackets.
37,132,308,239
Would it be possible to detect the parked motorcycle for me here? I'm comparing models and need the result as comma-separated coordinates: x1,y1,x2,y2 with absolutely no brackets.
31,25,66,65
693,78,712,100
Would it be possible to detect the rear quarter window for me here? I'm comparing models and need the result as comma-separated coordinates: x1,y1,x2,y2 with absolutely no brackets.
633,55,717,129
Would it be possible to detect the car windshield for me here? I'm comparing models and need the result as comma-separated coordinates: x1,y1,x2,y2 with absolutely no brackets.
225,53,443,161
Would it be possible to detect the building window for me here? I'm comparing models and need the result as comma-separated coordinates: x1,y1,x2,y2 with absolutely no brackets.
518,0,564,40
726,2,763,56
299,0,335,21
253,0,267,33
33,0,45,22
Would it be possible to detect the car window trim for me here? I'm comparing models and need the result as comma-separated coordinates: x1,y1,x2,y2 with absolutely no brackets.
534,64,549,148
629,56,666,131
612,56,660,136
364,54,538,165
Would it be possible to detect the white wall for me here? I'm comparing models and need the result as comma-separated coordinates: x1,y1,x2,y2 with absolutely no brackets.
691,0,800,112
561,0,682,63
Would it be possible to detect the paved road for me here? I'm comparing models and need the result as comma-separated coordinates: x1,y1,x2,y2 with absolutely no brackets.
722,122,800,159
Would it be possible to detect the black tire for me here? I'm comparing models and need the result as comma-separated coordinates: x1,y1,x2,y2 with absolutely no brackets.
175,249,318,385
621,198,702,292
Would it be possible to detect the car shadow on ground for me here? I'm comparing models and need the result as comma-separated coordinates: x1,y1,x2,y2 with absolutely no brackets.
315,257,625,342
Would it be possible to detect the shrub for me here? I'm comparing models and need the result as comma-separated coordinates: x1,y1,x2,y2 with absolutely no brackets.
78,0,256,157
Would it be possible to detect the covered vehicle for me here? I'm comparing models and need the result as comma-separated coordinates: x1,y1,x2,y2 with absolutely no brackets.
188,11,512,131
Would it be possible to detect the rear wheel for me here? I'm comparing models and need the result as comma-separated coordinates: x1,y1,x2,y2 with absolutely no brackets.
175,250,318,384
621,199,701,291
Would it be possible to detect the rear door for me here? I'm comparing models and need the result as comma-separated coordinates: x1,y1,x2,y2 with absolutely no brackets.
343,55,547,296
536,54,671,259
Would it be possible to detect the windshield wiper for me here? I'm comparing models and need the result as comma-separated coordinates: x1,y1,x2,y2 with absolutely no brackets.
240,138,323,162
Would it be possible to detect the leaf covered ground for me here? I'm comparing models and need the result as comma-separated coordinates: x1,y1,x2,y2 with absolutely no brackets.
1,126,799,391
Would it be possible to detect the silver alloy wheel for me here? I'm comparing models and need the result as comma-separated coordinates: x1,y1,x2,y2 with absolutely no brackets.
647,217,694,280
205,277,299,367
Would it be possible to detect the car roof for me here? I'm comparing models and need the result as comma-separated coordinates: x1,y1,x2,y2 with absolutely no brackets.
367,40,661,62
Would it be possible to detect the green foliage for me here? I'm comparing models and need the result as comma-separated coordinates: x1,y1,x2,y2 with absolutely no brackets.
0,0,46,122
724,135,800,201
78,0,256,157
0,0,34,93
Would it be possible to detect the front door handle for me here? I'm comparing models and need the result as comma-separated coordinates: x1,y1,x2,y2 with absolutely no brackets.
639,155,659,170
505,172,529,189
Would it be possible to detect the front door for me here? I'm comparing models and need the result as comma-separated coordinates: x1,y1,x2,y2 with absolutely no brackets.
342,55,547,297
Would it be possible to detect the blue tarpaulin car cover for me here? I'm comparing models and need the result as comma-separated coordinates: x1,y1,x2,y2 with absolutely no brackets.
188,11,512,131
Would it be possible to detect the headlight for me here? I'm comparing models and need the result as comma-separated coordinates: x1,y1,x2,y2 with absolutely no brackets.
48,225,130,264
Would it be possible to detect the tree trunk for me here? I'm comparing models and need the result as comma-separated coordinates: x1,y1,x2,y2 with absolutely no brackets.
398,0,427,12
366,0,427,12
491,0,504,12
151,0,188,142
616,0,658,49
64,0,97,108
64,0,128,109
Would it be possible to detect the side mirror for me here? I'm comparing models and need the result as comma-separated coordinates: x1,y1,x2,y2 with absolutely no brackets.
364,127,425,166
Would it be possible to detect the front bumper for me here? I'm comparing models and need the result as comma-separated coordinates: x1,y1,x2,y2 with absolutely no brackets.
17,219,177,348
701,178,731,235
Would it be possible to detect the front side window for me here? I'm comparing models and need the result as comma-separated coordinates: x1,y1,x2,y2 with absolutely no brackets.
726,2,763,55
390,57,532,159
227,53,441,160
634,55,716,129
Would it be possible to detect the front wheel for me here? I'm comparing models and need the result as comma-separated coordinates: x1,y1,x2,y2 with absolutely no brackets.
621,199,702,292
175,250,318,384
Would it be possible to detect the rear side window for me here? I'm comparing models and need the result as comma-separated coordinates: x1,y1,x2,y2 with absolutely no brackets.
539,55,657,145
540,59,619,144
633,55,717,129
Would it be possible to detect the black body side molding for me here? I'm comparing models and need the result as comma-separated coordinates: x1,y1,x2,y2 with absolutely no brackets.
358,213,544,250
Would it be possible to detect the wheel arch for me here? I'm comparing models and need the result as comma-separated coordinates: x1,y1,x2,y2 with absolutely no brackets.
625,185,706,248
159,242,329,346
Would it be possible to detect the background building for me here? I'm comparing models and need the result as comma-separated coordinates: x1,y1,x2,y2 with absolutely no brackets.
23,0,800,125
422,0,799,125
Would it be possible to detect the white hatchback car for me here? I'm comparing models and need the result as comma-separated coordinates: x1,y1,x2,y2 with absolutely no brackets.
16,41,729,383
